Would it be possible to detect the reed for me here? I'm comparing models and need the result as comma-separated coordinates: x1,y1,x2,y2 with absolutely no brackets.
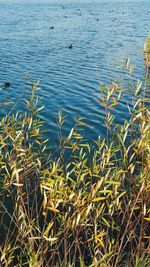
0,65,149,266
144,37,150,68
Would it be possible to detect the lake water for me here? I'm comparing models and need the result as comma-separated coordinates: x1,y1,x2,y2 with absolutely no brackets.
0,0,149,146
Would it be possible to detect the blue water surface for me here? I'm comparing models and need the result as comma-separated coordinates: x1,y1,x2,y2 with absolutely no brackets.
0,0,149,146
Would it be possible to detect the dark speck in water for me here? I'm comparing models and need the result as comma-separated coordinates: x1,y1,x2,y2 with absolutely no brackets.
3,82,11,88
68,44,73,49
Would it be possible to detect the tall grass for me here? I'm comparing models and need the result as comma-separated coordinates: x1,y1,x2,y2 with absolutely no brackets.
0,65,150,266
144,37,150,68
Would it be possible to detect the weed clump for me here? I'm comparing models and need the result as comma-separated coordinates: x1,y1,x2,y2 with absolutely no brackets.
0,67,150,266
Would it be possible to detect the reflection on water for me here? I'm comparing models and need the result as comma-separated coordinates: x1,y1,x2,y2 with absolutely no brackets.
0,0,149,146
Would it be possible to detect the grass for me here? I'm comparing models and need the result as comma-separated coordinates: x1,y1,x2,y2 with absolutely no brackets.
144,37,150,67
0,62,150,267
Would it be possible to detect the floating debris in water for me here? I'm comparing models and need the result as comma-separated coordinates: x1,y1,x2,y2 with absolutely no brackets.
68,44,73,49
50,26,54,30
3,82,11,88
24,72,29,79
